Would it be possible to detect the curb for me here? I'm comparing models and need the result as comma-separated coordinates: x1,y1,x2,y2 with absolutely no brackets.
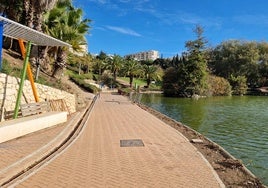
0,101,92,186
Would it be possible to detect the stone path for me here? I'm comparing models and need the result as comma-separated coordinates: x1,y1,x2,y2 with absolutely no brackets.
8,93,224,188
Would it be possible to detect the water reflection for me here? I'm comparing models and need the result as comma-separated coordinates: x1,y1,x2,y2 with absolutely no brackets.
141,94,268,185
142,94,207,130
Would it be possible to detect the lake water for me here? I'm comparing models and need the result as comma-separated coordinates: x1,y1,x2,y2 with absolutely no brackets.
140,94,268,185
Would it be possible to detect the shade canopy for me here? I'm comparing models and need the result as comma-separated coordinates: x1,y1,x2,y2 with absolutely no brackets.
0,16,70,47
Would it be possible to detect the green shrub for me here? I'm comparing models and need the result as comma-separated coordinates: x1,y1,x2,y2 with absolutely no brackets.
67,65,80,74
1,59,21,77
229,75,248,95
162,67,180,97
100,73,114,86
93,74,99,81
208,75,232,96
69,74,100,94
1,59,12,74
82,73,93,80
118,87,133,95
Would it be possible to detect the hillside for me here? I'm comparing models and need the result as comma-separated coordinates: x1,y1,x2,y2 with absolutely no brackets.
1,49,95,111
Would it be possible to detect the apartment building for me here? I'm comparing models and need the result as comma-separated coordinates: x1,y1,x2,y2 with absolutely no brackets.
125,50,159,61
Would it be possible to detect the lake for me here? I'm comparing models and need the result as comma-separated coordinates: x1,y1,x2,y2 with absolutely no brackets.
140,94,268,185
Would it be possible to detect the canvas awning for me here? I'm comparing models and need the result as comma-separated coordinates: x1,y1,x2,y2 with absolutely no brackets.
0,15,70,47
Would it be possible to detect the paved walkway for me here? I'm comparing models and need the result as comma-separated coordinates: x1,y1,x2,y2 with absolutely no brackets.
0,93,224,187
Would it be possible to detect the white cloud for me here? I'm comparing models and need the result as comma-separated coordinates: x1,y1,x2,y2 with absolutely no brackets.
106,26,142,37
94,26,106,31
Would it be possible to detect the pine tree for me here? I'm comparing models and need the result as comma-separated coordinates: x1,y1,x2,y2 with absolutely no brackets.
182,25,209,96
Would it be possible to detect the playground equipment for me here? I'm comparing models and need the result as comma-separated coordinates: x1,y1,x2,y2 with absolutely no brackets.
0,16,70,118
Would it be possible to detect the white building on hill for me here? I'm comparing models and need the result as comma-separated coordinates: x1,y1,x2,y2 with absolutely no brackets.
125,50,159,61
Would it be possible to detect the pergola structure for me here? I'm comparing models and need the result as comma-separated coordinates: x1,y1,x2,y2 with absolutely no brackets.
0,15,71,118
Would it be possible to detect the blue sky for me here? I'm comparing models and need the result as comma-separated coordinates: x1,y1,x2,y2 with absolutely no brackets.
73,0,268,58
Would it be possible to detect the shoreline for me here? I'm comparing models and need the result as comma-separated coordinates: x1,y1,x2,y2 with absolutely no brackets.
136,102,266,188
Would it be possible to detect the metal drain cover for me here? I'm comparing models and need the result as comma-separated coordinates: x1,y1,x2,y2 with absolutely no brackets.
120,139,144,147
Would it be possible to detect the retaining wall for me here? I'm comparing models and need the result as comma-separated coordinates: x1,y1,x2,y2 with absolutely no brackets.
0,73,76,119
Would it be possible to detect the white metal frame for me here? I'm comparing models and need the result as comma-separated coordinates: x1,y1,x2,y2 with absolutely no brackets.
0,15,70,47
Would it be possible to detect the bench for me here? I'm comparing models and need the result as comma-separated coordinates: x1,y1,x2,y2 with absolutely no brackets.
0,102,49,121
0,109,22,121
4,109,22,119
0,100,68,143
20,101,50,117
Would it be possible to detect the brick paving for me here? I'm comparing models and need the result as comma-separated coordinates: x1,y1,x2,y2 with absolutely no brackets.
0,123,65,170
0,112,83,185
1,93,225,187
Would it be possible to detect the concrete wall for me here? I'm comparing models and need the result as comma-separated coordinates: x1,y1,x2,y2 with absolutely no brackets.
0,73,76,116
0,111,68,144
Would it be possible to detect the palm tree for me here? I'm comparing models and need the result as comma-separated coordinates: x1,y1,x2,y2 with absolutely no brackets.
33,0,57,31
1,0,23,21
105,55,123,82
142,64,163,87
43,0,91,78
1,0,23,49
93,59,105,76
123,58,142,87
21,0,57,30
84,54,93,74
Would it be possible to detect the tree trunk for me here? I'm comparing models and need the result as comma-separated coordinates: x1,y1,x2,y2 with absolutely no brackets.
113,71,117,82
33,0,57,31
52,47,66,79
52,65,64,79
129,75,133,88
24,0,34,28
146,78,151,87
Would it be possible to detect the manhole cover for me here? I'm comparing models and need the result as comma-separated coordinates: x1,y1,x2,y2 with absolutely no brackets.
120,139,144,147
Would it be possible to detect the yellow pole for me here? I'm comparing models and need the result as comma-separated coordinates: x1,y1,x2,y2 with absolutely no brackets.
18,39,40,102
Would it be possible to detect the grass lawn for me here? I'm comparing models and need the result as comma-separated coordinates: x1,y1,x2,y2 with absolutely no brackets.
118,77,146,87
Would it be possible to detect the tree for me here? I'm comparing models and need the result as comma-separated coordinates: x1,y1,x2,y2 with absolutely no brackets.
84,54,93,74
230,75,248,95
209,40,259,86
93,51,108,76
92,58,103,76
162,67,180,97
1,0,23,22
142,64,162,87
43,0,91,78
162,25,209,97
122,58,141,87
22,0,57,31
183,25,209,96
1,0,23,50
96,51,108,61
208,75,232,96
257,42,268,86
105,54,123,82
153,58,172,69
